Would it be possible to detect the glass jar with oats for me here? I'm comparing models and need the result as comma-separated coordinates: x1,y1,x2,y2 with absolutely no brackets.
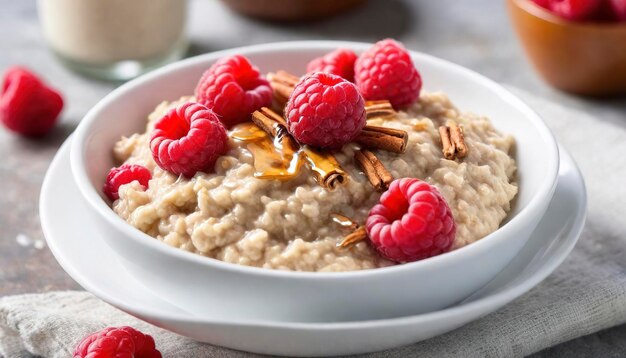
38,0,187,81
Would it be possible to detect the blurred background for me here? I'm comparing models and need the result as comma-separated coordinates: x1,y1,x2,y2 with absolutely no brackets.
1,0,626,356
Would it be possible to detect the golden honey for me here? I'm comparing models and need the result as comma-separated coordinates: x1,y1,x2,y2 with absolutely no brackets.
230,122,347,187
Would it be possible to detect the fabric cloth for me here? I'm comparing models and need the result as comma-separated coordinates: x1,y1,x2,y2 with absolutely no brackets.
2,89,626,358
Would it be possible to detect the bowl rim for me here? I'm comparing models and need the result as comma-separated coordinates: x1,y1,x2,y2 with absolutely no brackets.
70,40,560,280
510,0,626,30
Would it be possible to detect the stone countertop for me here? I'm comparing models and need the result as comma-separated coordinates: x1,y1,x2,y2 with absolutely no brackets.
1,0,625,356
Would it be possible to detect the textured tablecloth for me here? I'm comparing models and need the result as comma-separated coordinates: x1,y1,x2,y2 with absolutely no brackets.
1,89,625,358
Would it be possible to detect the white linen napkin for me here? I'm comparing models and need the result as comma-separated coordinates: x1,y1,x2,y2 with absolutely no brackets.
2,89,626,358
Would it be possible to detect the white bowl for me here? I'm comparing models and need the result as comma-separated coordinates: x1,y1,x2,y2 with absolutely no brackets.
44,139,585,356
70,41,559,323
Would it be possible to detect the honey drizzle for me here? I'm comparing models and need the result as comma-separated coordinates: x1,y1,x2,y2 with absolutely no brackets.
330,213,358,231
230,123,303,180
229,123,346,187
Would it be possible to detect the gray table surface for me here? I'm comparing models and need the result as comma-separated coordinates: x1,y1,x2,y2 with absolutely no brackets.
1,0,625,356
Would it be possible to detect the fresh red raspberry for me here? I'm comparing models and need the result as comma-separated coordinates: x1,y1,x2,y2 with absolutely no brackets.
543,0,601,20
73,326,161,358
150,102,228,177
284,72,365,148
103,164,152,201
0,66,63,137
366,178,456,263
354,39,422,109
195,55,272,127
306,48,358,82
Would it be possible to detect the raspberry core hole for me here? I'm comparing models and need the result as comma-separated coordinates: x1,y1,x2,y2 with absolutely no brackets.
316,73,343,86
386,191,410,222
161,112,190,140
234,72,260,91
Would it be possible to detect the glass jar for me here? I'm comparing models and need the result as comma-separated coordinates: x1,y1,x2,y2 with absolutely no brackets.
38,0,188,81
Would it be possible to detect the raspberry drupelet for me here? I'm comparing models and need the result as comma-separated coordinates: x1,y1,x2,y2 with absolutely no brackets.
366,178,456,263
195,55,272,127
306,48,358,82
354,39,422,109
150,102,228,177
284,72,366,149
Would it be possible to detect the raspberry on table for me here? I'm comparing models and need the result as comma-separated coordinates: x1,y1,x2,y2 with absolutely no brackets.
285,72,366,149
103,164,152,201
306,48,358,82
366,178,456,263
150,101,228,177
73,326,161,358
0,66,63,137
354,39,422,109
195,55,272,127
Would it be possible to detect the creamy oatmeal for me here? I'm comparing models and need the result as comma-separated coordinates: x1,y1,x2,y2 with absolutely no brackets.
111,92,517,272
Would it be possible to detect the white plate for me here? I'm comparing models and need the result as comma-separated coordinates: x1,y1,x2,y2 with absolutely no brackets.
41,138,586,356
69,42,559,322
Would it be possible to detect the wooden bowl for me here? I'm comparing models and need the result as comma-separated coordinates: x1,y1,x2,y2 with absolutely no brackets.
220,0,365,22
508,0,626,96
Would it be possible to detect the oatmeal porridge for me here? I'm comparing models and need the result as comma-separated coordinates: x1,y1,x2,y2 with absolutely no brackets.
110,90,517,272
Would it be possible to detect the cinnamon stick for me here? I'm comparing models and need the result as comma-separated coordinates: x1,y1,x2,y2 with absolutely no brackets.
439,121,468,160
450,122,467,158
365,100,396,119
355,149,393,191
337,226,368,248
301,146,346,190
268,70,300,87
251,108,285,137
267,71,299,108
355,125,408,153
362,149,394,187
439,126,455,160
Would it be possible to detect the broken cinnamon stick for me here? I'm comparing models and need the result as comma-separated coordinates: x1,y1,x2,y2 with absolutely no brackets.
355,149,393,191
337,226,368,248
365,100,396,119
449,122,467,158
439,121,468,160
267,71,299,108
439,126,455,160
301,146,346,190
355,125,408,153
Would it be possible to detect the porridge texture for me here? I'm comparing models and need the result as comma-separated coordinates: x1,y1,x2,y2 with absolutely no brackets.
112,92,517,272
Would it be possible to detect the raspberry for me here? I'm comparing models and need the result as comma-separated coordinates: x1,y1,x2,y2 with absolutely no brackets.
354,39,422,108
365,178,456,263
284,72,366,149
0,66,63,137
103,164,152,201
195,55,272,127
73,326,161,358
544,0,601,20
150,102,228,177
306,48,358,82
